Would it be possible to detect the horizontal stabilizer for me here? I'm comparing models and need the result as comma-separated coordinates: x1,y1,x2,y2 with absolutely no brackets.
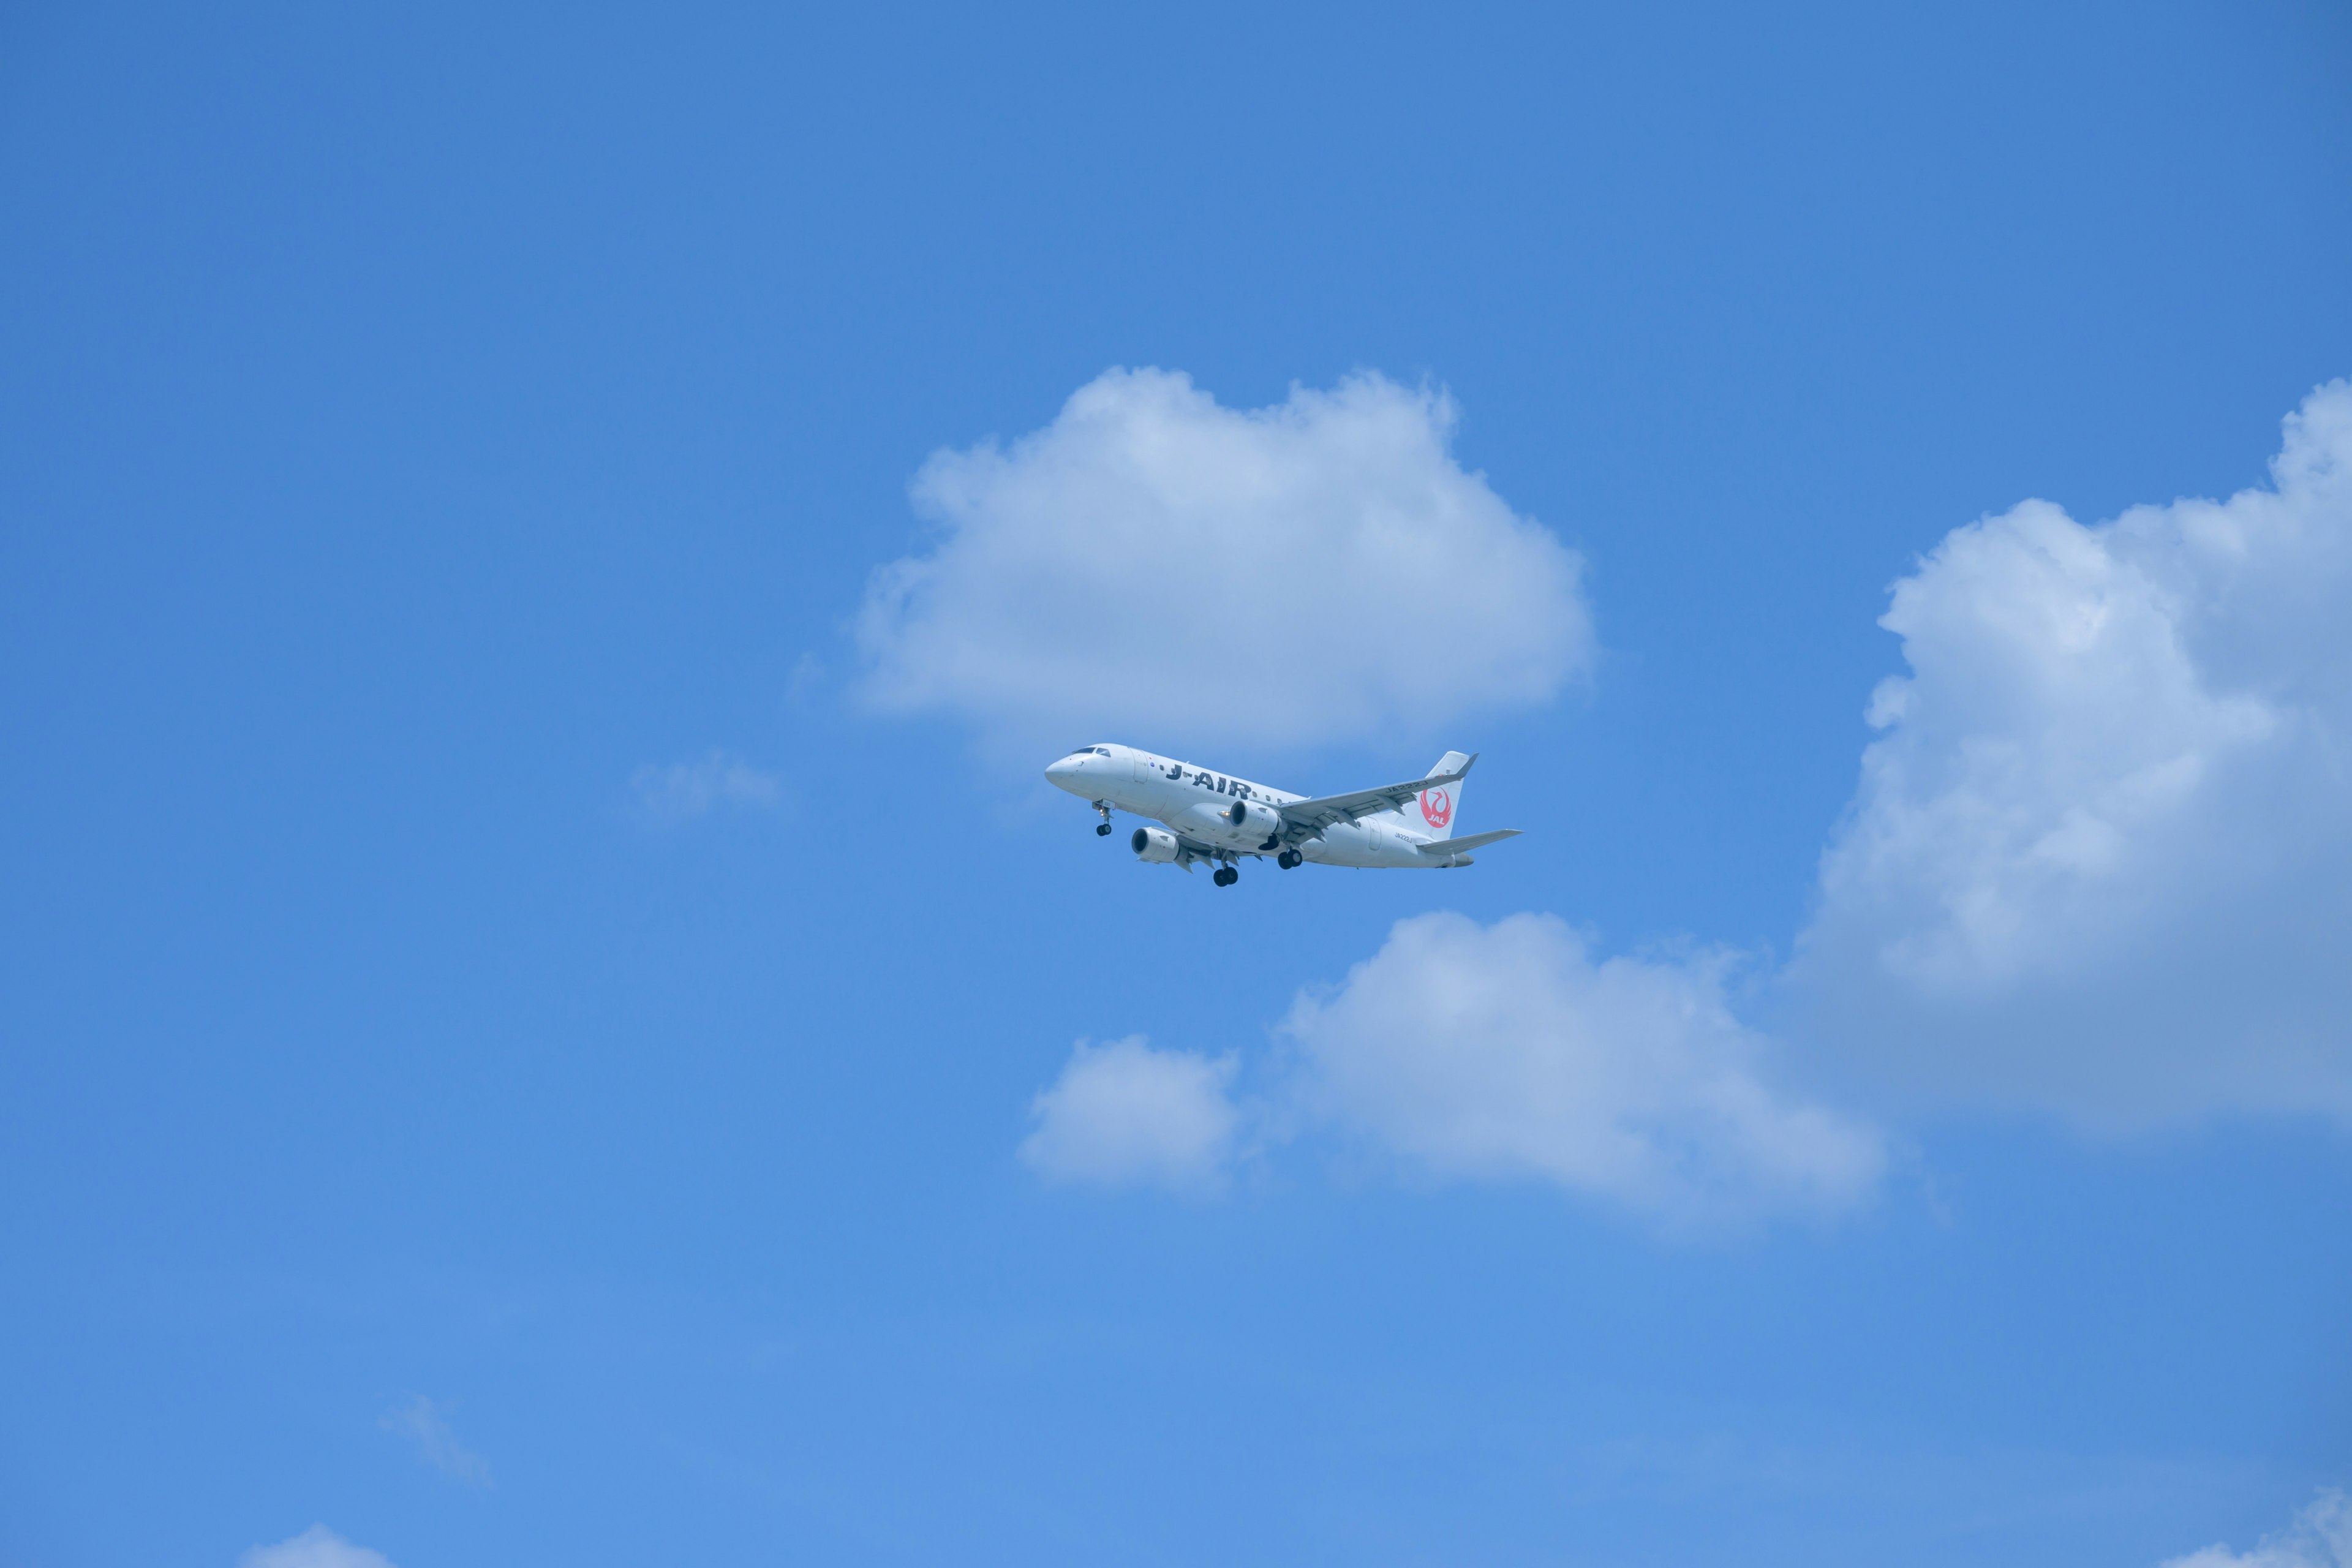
1416,828,1520,856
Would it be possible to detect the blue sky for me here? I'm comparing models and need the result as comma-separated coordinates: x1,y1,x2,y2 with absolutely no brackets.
4,2,2351,1564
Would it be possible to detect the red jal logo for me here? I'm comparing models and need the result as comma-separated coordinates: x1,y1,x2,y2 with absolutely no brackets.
1420,788,1452,829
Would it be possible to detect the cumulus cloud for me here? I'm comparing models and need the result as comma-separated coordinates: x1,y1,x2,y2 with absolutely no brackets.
379,1395,492,1487
238,1526,398,1568
631,750,780,823
1280,913,1884,1224
1020,1036,1238,1192
855,368,1592,755
1023,917,1881,1224
1795,381,2352,1125
2164,1488,2351,1568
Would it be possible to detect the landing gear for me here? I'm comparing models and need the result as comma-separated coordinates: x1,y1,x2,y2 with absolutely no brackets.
1093,802,1113,836
1213,865,1238,887
1277,849,1302,870
1095,822,1112,836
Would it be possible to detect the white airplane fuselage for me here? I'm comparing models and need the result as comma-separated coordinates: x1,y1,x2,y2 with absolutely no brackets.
1044,743,1493,872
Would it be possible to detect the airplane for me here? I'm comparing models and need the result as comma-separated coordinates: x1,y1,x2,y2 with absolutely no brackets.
1044,743,1520,887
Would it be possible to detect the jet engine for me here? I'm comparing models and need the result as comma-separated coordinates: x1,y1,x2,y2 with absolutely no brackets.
1131,826,1182,863
1226,798,1284,849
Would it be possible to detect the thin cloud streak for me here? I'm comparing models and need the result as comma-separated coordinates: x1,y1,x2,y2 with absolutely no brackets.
2163,1488,2351,1568
238,1526,399,1568
631,750,781,824
380,1395,492,1488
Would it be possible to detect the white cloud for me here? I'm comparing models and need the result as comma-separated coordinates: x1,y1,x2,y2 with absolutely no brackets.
379,1395,492,1487
854,367,1593,756
2165,1488,2351,1568
1794,381,2352,1125
631,750,780,823
1020,1036,1238,1192
1278,913,1884,1225
238,1526,398,1568
1022,918,1883,1225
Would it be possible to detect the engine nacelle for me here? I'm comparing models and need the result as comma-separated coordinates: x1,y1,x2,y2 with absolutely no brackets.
1131,826,1182,863
1225,798,1284,848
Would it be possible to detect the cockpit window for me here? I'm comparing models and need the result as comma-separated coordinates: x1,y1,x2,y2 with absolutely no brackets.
1093,747,1112,755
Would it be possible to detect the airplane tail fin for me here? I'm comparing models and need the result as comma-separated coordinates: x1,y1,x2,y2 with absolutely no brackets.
1414,751,1472,839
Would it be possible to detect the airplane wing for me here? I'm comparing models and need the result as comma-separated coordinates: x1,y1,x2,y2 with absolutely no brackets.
1414,828,1521,855
1274,755,1477,836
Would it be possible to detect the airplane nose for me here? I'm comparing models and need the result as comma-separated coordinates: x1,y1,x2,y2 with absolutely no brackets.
1044,759,1083,792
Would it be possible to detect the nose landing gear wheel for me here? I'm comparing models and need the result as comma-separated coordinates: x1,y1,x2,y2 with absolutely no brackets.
1213,866,1238,887
1095,822,1112,835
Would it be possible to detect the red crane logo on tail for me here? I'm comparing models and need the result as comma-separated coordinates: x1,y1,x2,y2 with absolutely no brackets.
1420,788,1453,829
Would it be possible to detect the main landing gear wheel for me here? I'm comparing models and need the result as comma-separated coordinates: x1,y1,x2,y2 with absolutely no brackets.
1095,822,1112,836
1277,850,1302,869
1213,866,1238,887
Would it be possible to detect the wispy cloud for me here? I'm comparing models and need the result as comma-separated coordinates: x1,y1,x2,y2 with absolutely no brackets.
238,1526,398,1568
785,651,824,706
2164,1488,2351,1567
379,1395,492,1488
630,750,780,824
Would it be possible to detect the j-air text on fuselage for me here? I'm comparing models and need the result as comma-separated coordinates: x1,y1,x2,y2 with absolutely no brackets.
1044,743,1521,888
